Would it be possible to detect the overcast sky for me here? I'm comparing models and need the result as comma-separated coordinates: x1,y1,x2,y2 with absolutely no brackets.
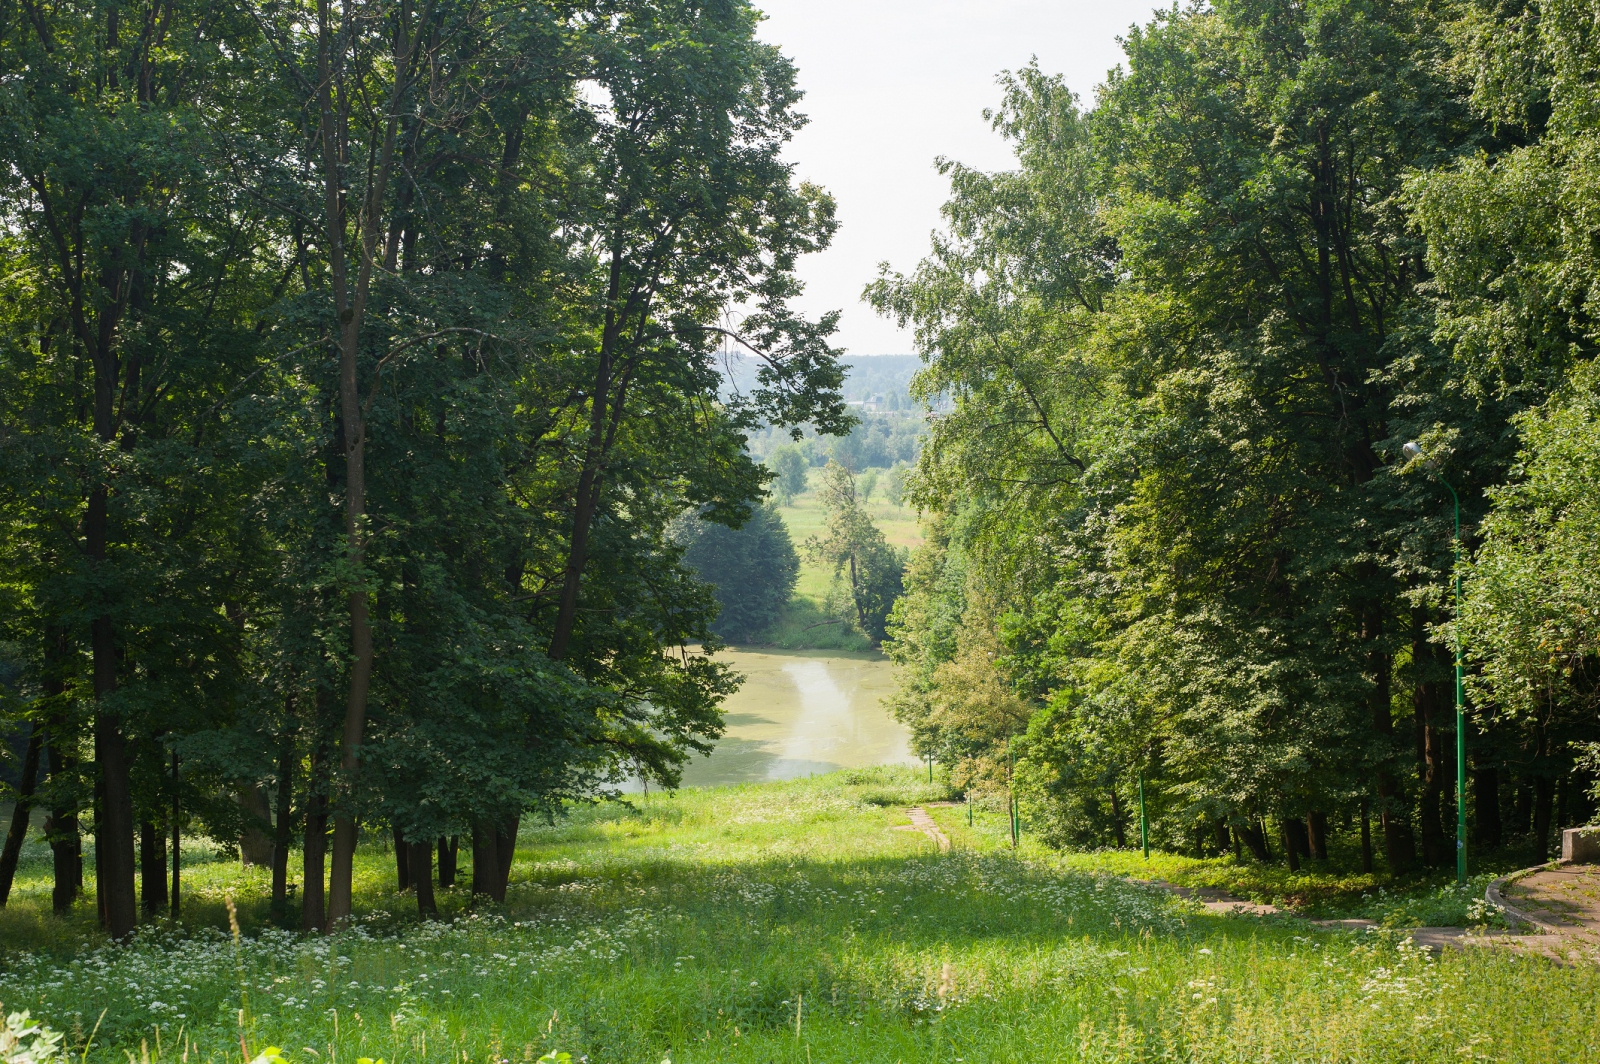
754,0,1161,355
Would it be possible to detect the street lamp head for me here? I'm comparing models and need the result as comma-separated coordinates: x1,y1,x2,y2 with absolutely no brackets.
1401,440,1424,463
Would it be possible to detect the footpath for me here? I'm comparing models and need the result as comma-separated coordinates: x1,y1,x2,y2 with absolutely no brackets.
1489,862,1600,963
901,805,1600,962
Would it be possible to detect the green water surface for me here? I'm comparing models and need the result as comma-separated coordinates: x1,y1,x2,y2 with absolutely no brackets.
671,647,915,787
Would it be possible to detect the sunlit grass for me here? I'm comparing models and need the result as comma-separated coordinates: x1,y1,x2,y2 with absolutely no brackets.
2,767,1595,1063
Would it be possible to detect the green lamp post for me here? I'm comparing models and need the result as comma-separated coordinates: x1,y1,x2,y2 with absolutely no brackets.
1137,771,1149,860
1403,440,1468,886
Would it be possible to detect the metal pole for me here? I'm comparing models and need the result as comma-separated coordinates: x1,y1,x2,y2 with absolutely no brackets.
1445,479,1466,886
968,790,973,826
927,753,933,785
1008,741,1018,848
1138,772,1149,860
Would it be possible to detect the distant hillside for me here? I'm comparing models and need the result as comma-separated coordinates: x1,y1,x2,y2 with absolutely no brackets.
728,354,934,463
720,353,923,408
837,354,922,403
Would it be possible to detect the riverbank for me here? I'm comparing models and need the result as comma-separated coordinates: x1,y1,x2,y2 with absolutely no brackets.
2,768,1596,1063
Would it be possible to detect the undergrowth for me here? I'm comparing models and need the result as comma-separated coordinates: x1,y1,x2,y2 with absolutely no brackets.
0,767,1593,1064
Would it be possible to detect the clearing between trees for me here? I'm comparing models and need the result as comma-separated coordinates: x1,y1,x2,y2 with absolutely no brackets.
1,768,1595,1063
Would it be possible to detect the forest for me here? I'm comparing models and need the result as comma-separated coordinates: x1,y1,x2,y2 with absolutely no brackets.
2,0,1600,958
0,0,850,940
874,0,1600,875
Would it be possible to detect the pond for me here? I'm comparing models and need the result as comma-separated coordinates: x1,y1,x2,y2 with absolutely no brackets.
656,647,917,789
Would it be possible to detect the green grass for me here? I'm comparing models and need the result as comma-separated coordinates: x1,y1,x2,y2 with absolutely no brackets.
2,768,1597,1063
757,597,874,651
935,804,1521,928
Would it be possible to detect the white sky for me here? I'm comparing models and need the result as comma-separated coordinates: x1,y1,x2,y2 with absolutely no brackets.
755,0,1163,355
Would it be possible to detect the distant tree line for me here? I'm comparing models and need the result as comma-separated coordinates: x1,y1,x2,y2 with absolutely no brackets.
874,0,1600,870
0,0,848,936
747,412,925,472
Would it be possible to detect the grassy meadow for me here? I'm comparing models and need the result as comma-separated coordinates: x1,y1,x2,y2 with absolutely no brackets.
2,767,1596,1064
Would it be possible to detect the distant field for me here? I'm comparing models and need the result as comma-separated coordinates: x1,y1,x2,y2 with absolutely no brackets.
776,467,923,604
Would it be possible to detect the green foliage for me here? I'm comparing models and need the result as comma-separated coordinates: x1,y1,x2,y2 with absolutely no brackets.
757,598,874,652
867,0,1600,871
1459,366,1600,743
804,463,906,646
0,0,847,923
766,445,810,504
676,505,800,644
0,1007,63,1064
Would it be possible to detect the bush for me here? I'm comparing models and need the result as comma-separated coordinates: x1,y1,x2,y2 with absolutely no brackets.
678,504,799,642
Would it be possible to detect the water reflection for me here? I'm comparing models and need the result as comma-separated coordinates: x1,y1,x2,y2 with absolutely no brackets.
655,648,916,789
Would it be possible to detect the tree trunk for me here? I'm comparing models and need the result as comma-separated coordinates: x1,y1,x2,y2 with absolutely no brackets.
40,640,82,914
301,787,328,933
44,756,82,914
1533,775,1555,862
408,838,437,917
1214,819,1231,857
470,817,518,901
1366,611,1415,873
140,820,167,916
1282,820,1301,872
0,727,42,907
1360,801,1374,873
170,752,181,920
1557,772,1571,832
1474,764,1502,850
1239,822,1269,861
315,0,413,928
1514,781,1533,836
238,786,274,867
438,836,457,888
1231,827,1243,861
1306,811,1329,862
471,818,496,900
548,294,621,664
1109,790,1127,848
395,827,411,891
271,731,295,923
93,779,105,929
1414,617,1451,868
91,617,138,940
494,819,518,899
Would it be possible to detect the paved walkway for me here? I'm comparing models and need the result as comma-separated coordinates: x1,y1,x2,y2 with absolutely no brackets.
1493,863,1600,963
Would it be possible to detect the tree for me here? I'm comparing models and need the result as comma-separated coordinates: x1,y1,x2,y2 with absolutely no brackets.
768,444,810,503
0,0,849,934
867,0,1524,866
676,505,800,643
805,463,905,645
0,0,283,937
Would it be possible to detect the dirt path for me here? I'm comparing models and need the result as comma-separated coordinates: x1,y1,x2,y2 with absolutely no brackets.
898,806,950,852
906,811,1541,956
